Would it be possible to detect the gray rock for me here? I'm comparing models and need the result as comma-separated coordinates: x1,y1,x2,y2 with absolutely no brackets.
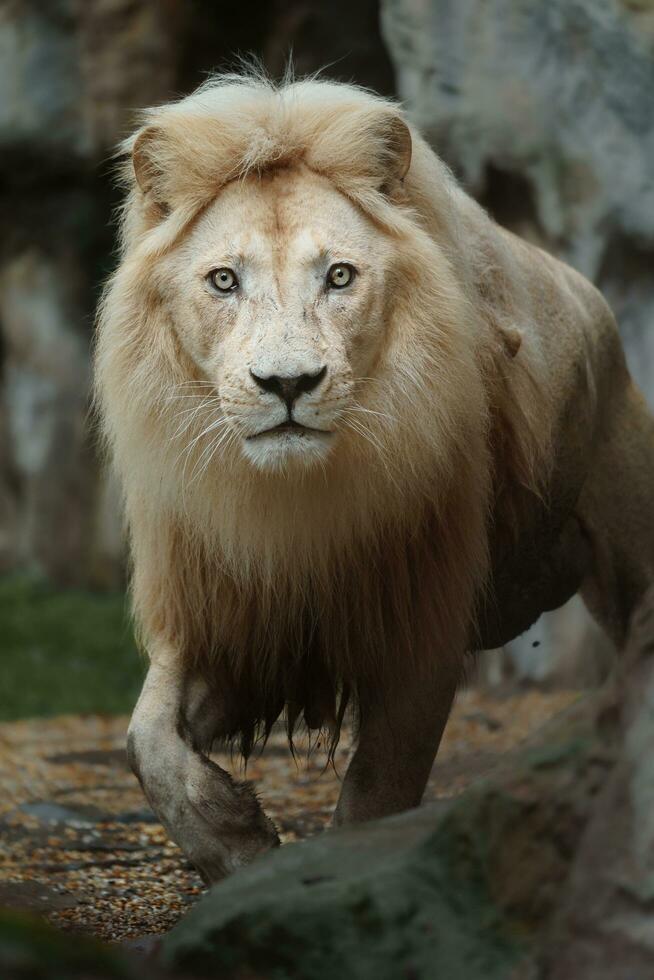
503,595,615,687
0,251,94,582
162,794,527,980
0,1,87,164
0,0,181,586
547,589,654,979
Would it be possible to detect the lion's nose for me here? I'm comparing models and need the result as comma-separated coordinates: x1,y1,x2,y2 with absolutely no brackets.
250,366,327,410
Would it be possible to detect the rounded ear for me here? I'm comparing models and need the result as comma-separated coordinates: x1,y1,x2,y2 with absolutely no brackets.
374,114,412,200
383,115,412,183
132,126,168,212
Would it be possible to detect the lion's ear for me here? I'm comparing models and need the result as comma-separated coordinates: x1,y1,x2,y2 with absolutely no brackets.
378,114,412,187
363,113,412,202
132,126,170,214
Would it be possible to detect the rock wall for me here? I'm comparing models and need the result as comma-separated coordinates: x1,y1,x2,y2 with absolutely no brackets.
382,0,654,681
0,0,180,586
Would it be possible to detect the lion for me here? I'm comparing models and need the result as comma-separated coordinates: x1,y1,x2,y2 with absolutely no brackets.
95,72,654,882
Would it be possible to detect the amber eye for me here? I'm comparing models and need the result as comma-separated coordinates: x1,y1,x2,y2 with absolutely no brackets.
209,268,239,292
327,263,356,289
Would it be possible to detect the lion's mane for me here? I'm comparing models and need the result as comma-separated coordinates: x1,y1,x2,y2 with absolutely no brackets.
95,73,548,755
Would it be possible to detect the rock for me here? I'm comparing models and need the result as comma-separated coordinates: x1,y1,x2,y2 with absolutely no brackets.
162,703,605,980
0,251,95,583
546,588,654,978
0,0,180,168
76,0,181,156
503,595,615,688
0,1,87,168
0,0,181,587
163,799,522,979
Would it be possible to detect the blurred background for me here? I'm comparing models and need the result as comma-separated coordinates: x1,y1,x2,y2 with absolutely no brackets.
1,0,652,719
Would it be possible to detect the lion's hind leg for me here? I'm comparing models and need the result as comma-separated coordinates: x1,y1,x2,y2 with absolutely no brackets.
578,382,654,646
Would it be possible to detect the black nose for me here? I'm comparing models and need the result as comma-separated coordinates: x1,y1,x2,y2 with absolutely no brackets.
250,366,327,410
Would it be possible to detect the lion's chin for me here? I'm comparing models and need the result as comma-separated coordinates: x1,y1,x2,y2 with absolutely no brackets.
241,428,334,472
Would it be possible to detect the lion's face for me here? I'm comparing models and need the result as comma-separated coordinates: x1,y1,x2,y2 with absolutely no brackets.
159,166,396,471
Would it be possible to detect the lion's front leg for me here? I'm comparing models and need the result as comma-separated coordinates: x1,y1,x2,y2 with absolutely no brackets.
333,662,459,826
126,644,279,883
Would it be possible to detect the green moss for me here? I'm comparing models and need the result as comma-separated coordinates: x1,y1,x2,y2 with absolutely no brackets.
0,576,142,721
523,736,590,770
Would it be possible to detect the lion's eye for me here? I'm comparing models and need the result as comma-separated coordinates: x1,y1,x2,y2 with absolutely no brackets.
327,263,356,289
209,268,239,292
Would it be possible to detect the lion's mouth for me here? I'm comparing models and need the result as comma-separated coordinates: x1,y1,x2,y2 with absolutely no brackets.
247,419,332,439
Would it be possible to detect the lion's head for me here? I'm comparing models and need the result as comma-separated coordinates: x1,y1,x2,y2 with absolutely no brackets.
153,162,409,473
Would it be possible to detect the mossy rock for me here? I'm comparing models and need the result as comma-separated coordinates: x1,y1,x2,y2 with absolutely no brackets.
162,791,529,980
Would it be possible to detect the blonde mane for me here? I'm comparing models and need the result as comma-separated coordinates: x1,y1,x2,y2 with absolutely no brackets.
95,73,549,755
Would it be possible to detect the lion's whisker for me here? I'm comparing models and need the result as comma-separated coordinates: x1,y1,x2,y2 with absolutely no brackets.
349,404,397,424
171,398,221,420
171,400,223,439
169,394,222,401
171,380,216,389
353,376,393,394
192,424,242,485
176,416,230,472
342,413,386,454
189,421,236,483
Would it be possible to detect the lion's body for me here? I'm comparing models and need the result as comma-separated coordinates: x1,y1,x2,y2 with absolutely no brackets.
95,73,654,881
474,226,654,649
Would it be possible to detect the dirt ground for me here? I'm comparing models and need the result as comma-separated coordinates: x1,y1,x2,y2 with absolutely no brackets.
0,688,579,944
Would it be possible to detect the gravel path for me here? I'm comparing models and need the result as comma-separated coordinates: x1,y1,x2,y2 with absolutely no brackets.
0,688,578,943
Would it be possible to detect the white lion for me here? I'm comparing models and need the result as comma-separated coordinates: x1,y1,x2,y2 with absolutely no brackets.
95,73,654,882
